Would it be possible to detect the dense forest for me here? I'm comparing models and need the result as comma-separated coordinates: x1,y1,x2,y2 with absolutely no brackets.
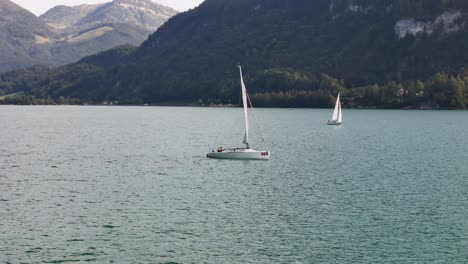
249,70,468,109
2,69,466,109
1,0,468,109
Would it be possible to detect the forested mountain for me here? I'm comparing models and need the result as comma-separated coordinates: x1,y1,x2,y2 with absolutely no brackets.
1,0,468,108
0,0,177,72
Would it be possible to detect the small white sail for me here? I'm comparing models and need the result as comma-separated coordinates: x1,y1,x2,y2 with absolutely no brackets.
337,96,342,123
239,66,250,148
331,93,340,122
328,93,342,125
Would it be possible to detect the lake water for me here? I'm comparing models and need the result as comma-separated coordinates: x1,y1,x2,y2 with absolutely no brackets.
1,106,467,263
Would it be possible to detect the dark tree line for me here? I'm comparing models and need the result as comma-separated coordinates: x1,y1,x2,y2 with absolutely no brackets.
0,95,81,105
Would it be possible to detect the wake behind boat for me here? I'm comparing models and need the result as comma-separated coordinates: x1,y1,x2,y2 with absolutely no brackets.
328,93,343,126
207,66,270,160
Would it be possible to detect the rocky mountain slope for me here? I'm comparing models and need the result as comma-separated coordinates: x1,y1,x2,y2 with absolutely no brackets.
0,0,177,72
41,0,176,32
0,0,53,71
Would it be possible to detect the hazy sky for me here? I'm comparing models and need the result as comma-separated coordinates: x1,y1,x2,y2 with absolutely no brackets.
11,0,205,15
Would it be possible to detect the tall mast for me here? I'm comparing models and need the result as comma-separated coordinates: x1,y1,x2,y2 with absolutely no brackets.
239,66,250,149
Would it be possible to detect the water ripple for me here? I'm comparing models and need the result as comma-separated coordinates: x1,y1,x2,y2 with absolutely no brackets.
0,107,467,263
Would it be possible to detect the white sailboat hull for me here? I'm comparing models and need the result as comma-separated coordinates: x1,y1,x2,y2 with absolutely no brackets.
327,121,342,126
207,149,270,160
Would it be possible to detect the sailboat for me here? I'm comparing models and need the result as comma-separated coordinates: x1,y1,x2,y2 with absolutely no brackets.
207,66,270,160
327,93,343,125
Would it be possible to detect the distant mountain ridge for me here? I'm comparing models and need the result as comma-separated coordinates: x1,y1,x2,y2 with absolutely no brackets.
0,0,177,72
39,4,103,30
41,0,176,32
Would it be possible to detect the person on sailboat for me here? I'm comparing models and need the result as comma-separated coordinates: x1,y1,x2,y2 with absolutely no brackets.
217,146,223,152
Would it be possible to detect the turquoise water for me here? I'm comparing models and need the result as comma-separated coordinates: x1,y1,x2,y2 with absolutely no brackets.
1,106,467,263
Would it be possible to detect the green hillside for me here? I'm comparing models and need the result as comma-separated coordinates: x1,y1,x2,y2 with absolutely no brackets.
1,0,468,108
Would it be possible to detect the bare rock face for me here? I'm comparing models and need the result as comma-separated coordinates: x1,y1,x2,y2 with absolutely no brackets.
395,11,464,38
327,0,467,38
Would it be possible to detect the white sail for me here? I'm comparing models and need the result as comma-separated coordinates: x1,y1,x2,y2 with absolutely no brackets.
331,93,340,122
239,66,250,148
337,95,342,123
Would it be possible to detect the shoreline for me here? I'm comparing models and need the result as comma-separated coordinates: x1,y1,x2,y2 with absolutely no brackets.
0,103,463,110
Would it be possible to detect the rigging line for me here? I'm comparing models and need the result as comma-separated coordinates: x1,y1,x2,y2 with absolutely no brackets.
246,93,269,151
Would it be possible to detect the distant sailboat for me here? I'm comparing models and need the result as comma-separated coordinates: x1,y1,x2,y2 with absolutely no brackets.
207,66,270,160
327,93,342,125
